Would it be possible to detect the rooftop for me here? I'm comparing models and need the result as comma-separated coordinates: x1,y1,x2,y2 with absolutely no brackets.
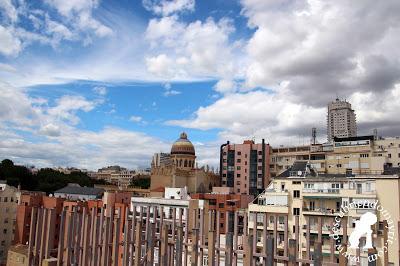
54,183,104,196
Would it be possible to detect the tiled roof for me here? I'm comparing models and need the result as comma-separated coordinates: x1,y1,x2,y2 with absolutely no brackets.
54,184,104,196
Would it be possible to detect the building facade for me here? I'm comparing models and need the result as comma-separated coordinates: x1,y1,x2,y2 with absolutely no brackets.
0,182,20,264
191,187,253,235
270,136,400,177
150,132,220,194
220,139,270,196
327,98,357,142
248,170,400,265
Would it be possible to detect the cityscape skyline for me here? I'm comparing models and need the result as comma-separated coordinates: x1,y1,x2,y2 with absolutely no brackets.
1,0,400,171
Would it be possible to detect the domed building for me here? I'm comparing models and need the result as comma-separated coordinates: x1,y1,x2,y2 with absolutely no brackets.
150,132,219,194
171,132,196,170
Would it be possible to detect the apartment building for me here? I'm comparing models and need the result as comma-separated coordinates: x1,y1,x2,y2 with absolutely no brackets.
220,139,270,196
248,162,400,265
191,187,253,234
0,182,20,264
327,98,357,142
270,136,400,177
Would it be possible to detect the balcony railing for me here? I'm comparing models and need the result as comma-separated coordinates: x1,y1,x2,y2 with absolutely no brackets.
302,207,339,215
303,188,340,194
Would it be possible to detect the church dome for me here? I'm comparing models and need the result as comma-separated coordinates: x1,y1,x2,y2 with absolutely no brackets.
171,132,195,155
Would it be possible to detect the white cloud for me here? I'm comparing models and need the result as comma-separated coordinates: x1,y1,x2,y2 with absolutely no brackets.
44,15,74,44
0,25,22,56
129,116,143,123
143,0,195,16
47,95,97,125
145,16,239,80
92,86,107,95
146,54,174,77
44,0,112,37
0,0,18,23
0,83,171,169
39,123,61,137
240,0,400,105
163,83,181,96
0,63,16,72
213,79,238,94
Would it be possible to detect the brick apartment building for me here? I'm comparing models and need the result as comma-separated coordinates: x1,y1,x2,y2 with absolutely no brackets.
191,187,254,234
13,188,133,266
220,139,271,196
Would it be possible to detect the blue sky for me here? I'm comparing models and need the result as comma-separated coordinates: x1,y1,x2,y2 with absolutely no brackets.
1,0,400,169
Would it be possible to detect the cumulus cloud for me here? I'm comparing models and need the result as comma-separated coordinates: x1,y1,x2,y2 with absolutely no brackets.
44,0,112,37
0,83,171,169
0,0,112,56
0,0,18,23
145,15,239,80
0,25,21,56
143,0,195,16
168,83,400,145
240,0,400,106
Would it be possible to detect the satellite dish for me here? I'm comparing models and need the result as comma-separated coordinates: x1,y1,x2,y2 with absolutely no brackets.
297,171,302,176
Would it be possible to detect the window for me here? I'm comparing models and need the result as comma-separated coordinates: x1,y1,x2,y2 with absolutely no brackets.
258,151,262,155
388,154,392,158
237,159,241,163
293,208,300,216
293,190,300,198
237,166,241,170
360,154,369,158
304,183,314,189
219,203,224,208
237,174,241,177
336,201,341,211
292,181,301,185
237,151,241,155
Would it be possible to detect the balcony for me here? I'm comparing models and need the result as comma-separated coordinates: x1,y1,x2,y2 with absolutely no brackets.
302,188,342,199
302,207,339,216
303,188,340,194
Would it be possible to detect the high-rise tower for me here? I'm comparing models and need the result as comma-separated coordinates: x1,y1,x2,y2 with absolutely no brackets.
327,98,357,142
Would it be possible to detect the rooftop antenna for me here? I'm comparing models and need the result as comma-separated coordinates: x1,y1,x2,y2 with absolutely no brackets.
311,127,317,145
373,128,378,140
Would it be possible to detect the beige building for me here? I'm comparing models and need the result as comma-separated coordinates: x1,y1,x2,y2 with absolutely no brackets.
220,139,270,196
6,244,28,266
270,136,400,177
0,182,20,264
151,132,220,194
248,163,399,265
328,98,357,142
